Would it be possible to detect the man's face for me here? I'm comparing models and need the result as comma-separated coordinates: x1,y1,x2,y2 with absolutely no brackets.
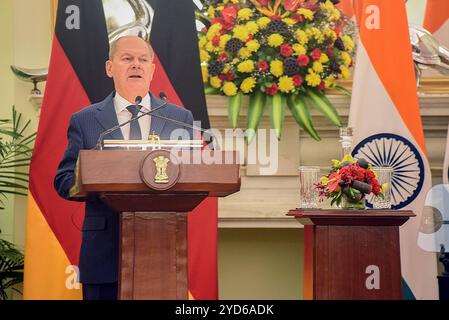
105,37,155,101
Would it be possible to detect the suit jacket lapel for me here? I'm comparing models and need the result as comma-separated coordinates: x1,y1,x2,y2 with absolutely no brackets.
94,92,124,140
149,93,168,137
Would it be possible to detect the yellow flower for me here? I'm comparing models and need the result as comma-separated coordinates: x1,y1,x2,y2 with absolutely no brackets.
306,27,324,44
246,21,259,35
306,72,321,87
322,27,337,41
233,25,250,42
268,34,284,48
294,30,309,45
340,66,351,80
206,23,222,40
312,61,324,73
342,35,355,52
270,60,284,77
238,47,252,59
223,65,231,74
257,17,271,29
237,60,255,73
199,36,207,49
201,65,209,83
210,76,222,89
238,8,253,20
207,6,215,19
223,81,238,96
282,18,296,26
292,44,306,56
298,8,314,20
240,77,256,93
246,39,260,53
278,76,295,93
320,0,335,11
319,53,329,64
205,41,215,53
200,49,210,62
329,8,341,21
219,34,231,49
340,51,352,66
324,76,336,89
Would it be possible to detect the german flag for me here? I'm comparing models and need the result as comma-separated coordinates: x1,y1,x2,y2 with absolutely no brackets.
24,0,218,300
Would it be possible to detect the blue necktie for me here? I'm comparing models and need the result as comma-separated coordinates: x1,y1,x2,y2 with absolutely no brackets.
126,105,142,140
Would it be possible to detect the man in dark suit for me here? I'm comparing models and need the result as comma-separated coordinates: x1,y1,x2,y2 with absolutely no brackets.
54,36,193,300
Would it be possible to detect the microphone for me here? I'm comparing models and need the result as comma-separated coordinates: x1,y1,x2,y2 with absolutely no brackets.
95,94,169,150
133,93,220,150
159,92,168,101
146,112,221,150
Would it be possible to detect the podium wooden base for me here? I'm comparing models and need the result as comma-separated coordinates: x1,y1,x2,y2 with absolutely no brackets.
119,212,188,300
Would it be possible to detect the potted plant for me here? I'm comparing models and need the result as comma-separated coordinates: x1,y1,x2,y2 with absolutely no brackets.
315,154,386,209
0,106,36,299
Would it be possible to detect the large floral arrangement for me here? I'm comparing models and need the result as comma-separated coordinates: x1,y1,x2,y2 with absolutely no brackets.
315,155,385,209
197,0,355,142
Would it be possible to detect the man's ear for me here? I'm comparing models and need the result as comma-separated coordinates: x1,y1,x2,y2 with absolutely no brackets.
105,60,113,78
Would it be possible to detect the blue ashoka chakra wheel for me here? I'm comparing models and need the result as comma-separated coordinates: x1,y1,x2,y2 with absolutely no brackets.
352,133,425,209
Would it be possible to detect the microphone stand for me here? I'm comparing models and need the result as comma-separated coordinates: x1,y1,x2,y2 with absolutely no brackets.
94,99,168,150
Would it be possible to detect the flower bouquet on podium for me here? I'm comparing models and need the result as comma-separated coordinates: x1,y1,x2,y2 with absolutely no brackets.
315,155,385,209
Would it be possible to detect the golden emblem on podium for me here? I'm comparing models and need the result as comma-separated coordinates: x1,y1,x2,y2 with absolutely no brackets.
153,155,170,184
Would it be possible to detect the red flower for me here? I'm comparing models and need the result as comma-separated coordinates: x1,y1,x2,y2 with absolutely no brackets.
280,44,293,57
292,75,303,87
265,84,279,96
296,15,304,22
222,6,237,24
311,48,322,61
297,54,310,67
258,61,269,72
327,172,342,192
258,0,272,5
212,35,220,46
271,15,282,20
217,52,229,62
219,73,235,81
326,47,334,57
318,81,325,91
284,0,301,12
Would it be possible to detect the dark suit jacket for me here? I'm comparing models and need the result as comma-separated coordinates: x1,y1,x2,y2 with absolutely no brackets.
54,91,194,284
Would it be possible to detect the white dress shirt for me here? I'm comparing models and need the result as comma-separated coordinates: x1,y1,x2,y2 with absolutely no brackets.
113,92,151,140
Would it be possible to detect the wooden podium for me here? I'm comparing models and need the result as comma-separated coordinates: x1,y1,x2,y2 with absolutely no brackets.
288,209,415,300
72,149,240,300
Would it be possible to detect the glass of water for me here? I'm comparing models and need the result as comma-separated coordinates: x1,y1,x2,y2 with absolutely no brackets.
298,166,320,209
371,167,394,209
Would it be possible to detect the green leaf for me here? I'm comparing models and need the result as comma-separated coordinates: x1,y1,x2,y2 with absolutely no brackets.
228,92,243,128
246,91,266,144
287,94,321,141
305,89,342,127
268,93,286,140
335,85,352,97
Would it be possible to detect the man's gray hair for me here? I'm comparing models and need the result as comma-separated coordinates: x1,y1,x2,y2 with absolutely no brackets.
108,36,154,61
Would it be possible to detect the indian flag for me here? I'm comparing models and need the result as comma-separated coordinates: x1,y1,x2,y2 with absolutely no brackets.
424,0,449,47
348,0,438,299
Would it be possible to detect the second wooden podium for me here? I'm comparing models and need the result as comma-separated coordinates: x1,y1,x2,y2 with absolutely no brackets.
72,149,240,300
288,209,415,300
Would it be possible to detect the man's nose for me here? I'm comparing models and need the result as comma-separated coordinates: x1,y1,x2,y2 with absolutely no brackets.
131,58,142,68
